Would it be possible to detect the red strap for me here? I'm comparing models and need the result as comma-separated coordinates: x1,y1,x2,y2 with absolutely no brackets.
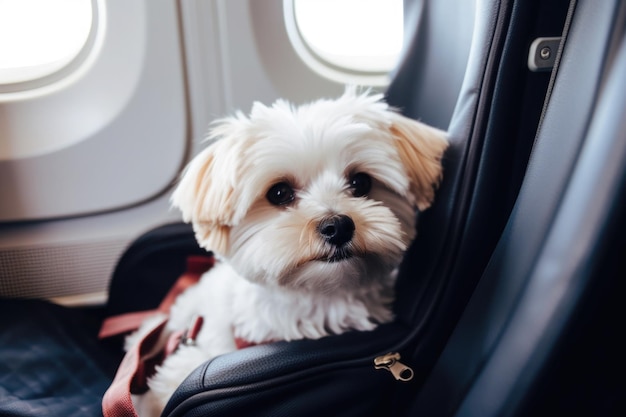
235,338,258,350
102,316,168,417
101,255,214,417
98,255,214,339
98,310,159,339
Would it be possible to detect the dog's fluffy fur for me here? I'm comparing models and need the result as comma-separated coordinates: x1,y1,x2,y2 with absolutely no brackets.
128,88,448,416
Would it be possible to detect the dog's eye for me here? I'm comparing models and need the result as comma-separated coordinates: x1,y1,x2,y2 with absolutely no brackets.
349,172,372,197
266,182,295,206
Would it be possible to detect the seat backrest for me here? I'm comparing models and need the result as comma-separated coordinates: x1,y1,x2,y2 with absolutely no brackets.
407,0,626,415
386,0,573,391
386,0,476,131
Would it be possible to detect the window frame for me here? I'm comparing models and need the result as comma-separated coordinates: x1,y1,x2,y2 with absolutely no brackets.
283,0,402,86
0,0,101,94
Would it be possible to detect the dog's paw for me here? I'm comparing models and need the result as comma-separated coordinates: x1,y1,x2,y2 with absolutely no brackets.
132,390,166,417
148,344,211,408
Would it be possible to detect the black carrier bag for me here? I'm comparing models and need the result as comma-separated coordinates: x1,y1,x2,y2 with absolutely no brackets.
104,223,208,319
103,0,625,415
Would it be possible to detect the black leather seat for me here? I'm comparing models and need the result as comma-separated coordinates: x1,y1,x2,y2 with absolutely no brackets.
408,0,626,414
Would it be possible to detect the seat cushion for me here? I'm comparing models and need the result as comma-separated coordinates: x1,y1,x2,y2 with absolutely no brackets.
0,299,122,417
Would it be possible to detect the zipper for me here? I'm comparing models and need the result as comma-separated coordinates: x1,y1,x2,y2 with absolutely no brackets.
374,352,414,382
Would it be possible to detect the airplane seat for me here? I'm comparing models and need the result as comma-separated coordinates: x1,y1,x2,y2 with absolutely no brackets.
385,0,574,382
0,299,122,415
405,0,626,415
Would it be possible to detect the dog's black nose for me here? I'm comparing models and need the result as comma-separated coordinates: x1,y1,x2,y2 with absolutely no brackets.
318,215,355,246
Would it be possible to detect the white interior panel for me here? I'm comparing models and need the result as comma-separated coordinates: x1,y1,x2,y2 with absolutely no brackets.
179,0,351,147
0,0,188,221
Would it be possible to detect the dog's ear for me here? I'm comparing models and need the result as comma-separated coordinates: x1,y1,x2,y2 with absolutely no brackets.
171,119,249,253
389,113,449,211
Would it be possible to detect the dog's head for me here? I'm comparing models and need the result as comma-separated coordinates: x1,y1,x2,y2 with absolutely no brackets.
172,89,448,292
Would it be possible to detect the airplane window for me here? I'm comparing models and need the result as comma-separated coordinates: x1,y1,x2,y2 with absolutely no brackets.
0,0,93,86
287,0,403,85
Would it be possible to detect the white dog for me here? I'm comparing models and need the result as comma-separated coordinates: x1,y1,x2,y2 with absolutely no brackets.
128,88,448,416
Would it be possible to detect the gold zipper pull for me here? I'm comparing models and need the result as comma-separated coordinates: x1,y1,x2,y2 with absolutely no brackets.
374,352,414,382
